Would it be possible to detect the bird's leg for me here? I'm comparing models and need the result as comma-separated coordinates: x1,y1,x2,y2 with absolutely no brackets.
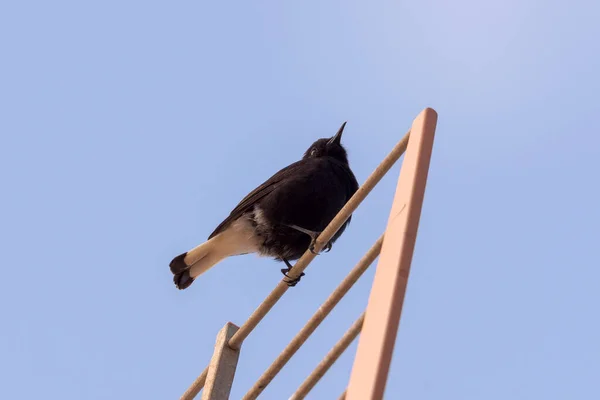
280,258,305,287
285,224,332,254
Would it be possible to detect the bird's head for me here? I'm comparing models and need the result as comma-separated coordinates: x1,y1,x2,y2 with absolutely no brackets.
303,122,350,164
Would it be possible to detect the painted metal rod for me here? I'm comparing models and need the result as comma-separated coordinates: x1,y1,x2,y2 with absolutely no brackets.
202,323,241,400
290,313,365,400
228,129,410,350
346,108,438,400
180,129,411,400
180,369,208,400
242,235,384,399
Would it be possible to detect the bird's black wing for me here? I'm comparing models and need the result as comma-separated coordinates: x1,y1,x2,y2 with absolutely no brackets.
208,160,308,239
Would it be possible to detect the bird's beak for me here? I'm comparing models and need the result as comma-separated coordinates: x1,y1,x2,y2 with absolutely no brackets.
328,121,347,145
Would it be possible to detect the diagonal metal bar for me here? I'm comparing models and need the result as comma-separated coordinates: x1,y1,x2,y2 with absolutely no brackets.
242,235,384,399
180,369,208,400
290,312,365,400
227,130,410,350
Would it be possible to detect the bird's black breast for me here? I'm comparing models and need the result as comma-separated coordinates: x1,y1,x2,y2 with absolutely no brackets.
253,157,358,260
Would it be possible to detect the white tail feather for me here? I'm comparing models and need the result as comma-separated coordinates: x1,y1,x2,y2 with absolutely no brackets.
186,219,260,279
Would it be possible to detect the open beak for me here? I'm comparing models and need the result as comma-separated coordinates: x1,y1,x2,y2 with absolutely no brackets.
328,121,347,145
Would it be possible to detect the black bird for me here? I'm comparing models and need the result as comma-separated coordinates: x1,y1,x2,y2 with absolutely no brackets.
169,122,359,290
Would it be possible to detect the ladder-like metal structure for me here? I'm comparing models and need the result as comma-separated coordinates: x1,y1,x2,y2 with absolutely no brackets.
179,108,438,400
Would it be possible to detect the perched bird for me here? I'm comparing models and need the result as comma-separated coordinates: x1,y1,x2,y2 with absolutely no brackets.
169,122,359,290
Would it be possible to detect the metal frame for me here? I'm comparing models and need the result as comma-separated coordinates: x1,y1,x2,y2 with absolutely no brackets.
202,323,240,400
346,108,437,399
178,108,438,400
290,312,365,400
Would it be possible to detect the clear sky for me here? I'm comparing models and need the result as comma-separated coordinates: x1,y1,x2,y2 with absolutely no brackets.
1,1,599,399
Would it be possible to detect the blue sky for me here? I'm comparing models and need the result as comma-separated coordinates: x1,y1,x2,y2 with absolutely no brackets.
1,1,599,399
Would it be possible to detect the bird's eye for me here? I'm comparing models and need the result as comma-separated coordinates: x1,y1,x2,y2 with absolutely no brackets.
310,148,318,156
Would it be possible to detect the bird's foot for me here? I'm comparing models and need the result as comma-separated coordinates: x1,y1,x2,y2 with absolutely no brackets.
310,239,332,255
285,224,332,255
281,259,305,287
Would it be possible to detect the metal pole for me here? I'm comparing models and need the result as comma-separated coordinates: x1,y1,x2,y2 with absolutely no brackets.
180,369,208,400
201,323,241,400
290,312,365,400
345,108,438,400
242,236,383,399
227,130,411,350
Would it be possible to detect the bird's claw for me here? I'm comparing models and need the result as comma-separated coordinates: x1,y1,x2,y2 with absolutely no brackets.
309,239,332,255
285,224,332,255
284,276,303,287
280,267,305,287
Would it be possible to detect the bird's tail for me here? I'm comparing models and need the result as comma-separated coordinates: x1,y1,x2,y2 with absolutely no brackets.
169,236,229,290
169,222,259,290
